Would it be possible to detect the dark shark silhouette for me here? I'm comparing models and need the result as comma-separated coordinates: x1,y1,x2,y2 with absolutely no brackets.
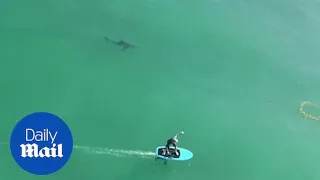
105,36,138,50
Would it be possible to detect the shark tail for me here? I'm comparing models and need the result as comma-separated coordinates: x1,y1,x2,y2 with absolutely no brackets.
105,36,110,42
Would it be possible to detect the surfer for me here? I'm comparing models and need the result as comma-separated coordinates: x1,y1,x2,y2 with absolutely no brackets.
163,131,184,156
105,36,138,50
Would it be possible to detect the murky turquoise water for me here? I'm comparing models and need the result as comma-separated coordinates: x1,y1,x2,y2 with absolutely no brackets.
1,0,320,179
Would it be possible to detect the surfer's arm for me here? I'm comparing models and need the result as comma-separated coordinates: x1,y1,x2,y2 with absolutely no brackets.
174,131,184,138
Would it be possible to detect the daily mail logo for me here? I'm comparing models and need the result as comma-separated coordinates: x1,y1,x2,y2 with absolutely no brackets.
10,112,73,175
20,128,63,158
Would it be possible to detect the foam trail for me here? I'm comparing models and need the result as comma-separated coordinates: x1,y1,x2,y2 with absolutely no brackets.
73,145,156,159
0,142,155,159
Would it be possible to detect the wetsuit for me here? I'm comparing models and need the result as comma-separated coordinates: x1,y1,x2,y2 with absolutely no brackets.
165,137,177,152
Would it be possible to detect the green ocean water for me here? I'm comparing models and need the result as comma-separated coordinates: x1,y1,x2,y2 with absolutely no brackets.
1,0,320,179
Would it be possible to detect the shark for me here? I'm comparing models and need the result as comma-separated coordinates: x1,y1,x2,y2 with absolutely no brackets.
105,36,138,51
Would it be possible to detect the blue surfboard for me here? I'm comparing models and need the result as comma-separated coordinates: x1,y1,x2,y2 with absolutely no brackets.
155,146,193,161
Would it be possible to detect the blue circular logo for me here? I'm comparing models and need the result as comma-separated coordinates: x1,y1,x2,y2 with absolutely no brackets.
10,112,73,175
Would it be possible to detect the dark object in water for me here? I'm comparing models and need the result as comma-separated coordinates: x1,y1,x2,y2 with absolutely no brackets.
105,36,138,50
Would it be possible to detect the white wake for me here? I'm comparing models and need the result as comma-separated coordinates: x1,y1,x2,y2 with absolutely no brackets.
73,145,156,159
0,142,7,145
0,142,155,159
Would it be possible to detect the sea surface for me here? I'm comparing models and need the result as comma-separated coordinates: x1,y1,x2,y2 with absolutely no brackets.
1,0,320,179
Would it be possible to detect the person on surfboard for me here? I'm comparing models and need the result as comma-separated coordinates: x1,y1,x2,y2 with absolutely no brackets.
163,131,184,156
